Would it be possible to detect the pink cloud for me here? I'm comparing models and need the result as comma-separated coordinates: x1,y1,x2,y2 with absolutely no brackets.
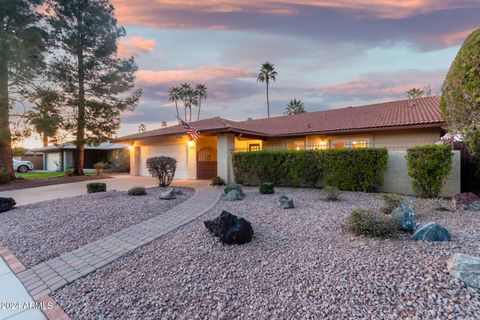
118,36,156,57
136,66,255,85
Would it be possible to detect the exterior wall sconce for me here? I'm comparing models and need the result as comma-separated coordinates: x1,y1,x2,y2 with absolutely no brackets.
187,140,195,148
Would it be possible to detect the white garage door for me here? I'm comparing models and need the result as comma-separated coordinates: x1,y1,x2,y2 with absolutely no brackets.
46,152,61,171
140,145,188,179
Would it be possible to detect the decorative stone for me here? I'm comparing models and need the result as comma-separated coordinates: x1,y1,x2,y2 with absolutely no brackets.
464,201,480,211
224,184,244,196
0,197,16,213
224,189,244,201
204,211,254,244
412,222,451,242
159,188,176,200
452,192,480,209
174,188,184,196
447,253,480,288
278,195,294,209
128,186,147,196
390,197,416,233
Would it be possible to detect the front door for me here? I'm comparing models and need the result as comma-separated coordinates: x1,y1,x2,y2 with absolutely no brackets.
197,147,217,179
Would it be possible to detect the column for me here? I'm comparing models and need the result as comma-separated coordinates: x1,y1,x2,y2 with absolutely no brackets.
217,133,235,183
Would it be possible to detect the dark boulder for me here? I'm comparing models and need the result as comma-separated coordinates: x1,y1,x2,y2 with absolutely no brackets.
204,211,253,245
412,222,451,242
0,197,16,213
278,195,294,209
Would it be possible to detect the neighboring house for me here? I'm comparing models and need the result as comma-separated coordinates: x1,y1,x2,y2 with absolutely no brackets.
33,142,128,171
14,150,44,170
114,97,446,182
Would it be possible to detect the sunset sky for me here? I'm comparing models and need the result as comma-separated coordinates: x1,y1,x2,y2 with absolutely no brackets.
24,0,480,147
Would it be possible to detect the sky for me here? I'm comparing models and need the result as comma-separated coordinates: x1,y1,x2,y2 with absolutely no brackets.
23,0,480,147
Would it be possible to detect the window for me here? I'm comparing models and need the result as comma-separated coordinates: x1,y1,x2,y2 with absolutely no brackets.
248,144,260,151
331,140,348,149
352,140,368,148
330,139,369,149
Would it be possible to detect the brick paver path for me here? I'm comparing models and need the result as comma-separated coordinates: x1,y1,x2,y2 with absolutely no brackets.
16,182,221,299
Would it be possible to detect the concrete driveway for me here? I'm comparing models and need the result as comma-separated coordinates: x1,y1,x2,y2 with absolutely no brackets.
0,175,171,206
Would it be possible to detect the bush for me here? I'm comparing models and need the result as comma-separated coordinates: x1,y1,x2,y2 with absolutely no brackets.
224,183,244,196
232,148,388,191
93,162,106,176
86,182,107,193
406,145,453,198
128,186,147,196
347,209,397,238
380,193,403,214
146,156,177,187
0,170,10,185
211,176,226,186
259,182,275,194
64,168,74,177
323,185,340,201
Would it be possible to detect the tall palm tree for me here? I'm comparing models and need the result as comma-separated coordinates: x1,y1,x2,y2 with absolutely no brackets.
257,62,277,118
284,98,306,115
195,84,208,121
168,86,182,123
180,83,192,122
406,88,424,99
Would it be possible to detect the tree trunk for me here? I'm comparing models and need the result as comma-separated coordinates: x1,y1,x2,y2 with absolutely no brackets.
189,106,192,123
197,99,201,121
266,81,270,118
184,105,187,123
0,55,15,181
175,100,180,123
74,16,85,176
42,132,48,147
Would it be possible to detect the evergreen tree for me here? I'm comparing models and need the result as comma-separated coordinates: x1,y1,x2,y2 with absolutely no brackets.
28,89,63,146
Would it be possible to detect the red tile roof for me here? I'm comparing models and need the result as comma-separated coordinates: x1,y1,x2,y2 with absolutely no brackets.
115,96,444,141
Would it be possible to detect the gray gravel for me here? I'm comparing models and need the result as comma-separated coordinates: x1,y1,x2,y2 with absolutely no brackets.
53,187,480,319
0,187,193,268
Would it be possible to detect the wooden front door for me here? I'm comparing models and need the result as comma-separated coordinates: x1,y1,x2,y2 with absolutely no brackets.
197,147,217,179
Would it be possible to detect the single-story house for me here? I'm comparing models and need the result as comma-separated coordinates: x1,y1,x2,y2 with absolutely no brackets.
32,142,128,171
114,96,448,184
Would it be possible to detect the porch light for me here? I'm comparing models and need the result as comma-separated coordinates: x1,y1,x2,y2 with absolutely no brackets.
128,145,135,151
187,140,195,148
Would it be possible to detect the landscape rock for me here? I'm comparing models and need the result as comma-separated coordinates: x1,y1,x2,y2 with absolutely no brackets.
447,253,480,288
412,222,451,242
452,192,480,209
464,201,480,211
204,211,253,244
159,188,177,200
390,197,416,233
174,188,184,196
278,195,294,209
0,197,16,213
224,189,244,201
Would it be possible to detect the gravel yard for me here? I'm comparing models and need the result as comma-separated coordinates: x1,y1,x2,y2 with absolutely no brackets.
0,187,193,268
53,187,480,319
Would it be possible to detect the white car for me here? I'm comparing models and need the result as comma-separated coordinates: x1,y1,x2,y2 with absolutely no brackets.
13,159,34,173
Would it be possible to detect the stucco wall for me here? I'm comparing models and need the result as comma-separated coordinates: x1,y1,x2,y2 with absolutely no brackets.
382,150,461,197
372,128,441,150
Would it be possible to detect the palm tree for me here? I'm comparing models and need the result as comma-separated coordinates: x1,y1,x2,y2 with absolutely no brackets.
168,86,182,123
180,83,192,122
284,98,306,115
195,84,208,121
406,88,425,99
257,62,277,118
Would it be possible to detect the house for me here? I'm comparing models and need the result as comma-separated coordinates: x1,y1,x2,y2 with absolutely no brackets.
114,96,447,183
14,150,44,170
32,142,128,171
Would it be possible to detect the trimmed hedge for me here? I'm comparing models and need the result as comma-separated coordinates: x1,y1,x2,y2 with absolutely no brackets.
347,209,397,238
406,144,453,198
232,148,388,192
86,182,107,193
259,182,275,194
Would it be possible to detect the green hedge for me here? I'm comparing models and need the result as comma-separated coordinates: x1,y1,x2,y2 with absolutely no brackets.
406,144,453,198
232,148,388,192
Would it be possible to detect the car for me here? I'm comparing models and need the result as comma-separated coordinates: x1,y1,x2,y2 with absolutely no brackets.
13,159,34,173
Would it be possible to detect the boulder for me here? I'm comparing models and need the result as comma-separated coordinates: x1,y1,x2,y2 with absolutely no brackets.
464,201,480,211
412,222,451,242
447,253,480,288
204,211,254,244
278,195,294,209
390,197,416,233
174,188,184,196
452,192,480,209
224,189,244,201
159,188,176,200
0,197,16,213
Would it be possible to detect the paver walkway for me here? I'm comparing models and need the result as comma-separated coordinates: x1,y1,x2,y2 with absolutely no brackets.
15,181,221,300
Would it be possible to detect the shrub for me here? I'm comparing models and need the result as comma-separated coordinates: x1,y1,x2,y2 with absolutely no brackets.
224,183,244,196
323,185,340,201
211,176,226,186
64,168,74,177
86,182,107,193
380,193,403,214
146,156,177,187
93,162,106,176
347,209,397,238
128,186,147,196
406,145,453,198
0,170,10,185
232,148,388,191
259,182,275,194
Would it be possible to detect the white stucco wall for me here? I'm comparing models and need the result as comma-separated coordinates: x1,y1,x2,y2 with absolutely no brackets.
217,133,235,183
381,150,461,197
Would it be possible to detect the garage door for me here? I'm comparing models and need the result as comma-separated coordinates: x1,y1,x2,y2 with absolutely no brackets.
46,152,61,171
140,145,188,179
